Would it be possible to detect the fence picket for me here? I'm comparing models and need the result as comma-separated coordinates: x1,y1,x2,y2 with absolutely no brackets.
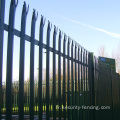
58,30,62,120
53,26,57,120
86,51,89,120
80,48,83,120
30,10,37,120
67,38,71,120
63,34,67,120
6,0,17,119
78,45,80,120
75,43,77,120
46,22,52,120
0,0,5,119
19,2,28,119
38,16,45,120
71,40,74,120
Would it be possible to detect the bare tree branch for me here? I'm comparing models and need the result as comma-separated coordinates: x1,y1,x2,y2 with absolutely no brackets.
98,46,108,57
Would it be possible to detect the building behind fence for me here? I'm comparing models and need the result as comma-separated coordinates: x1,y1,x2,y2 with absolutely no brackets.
0,0,120,120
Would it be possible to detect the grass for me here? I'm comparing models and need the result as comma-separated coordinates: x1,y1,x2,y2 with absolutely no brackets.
1,104,67,113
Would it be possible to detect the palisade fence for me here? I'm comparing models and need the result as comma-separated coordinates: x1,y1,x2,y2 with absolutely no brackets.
0,0,120,120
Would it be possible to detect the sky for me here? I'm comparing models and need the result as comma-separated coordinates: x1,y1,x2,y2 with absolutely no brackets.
2,0,120,81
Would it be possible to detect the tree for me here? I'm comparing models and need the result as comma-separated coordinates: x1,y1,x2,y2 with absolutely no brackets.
98,46,108,57
98,45,120,74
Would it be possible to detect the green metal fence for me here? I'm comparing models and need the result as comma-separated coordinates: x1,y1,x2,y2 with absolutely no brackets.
0,0,120,120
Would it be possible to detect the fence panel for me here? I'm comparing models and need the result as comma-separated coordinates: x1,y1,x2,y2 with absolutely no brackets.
0,0,120,120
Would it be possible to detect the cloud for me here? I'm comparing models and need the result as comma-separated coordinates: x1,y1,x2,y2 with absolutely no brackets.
57,14,120,39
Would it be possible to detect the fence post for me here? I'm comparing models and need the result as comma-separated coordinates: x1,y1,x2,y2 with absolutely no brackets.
0,0,5,119
19,2,28,120
88,52,95,120
6,0,18,120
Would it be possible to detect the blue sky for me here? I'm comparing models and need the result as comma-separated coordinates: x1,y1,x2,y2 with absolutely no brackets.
2,0,120,81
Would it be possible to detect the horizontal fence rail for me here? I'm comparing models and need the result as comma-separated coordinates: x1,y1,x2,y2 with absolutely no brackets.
0,0,120,120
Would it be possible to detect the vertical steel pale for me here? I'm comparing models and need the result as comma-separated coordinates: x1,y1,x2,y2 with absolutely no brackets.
38,16,45,120
58,30,62,120
67,37,71,120
71,40,74,120
75,43,77,120
78,45,80,120
53,26,57,120
6,0,17,119
0,0,5,119
80,47,83,120
30,10,37,120
19,2,28,120
46,22,52,120
63,34,67,120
